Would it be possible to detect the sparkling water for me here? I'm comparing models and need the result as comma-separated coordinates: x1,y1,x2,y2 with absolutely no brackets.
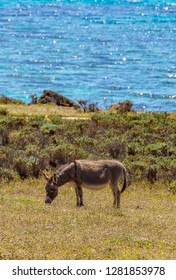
0,0,176,111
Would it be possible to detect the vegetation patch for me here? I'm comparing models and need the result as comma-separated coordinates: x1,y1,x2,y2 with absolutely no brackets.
0,101,175,260
0,105,175,185
0,95,24,105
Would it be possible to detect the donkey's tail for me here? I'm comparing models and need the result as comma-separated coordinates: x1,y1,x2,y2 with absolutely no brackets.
121,166,127,193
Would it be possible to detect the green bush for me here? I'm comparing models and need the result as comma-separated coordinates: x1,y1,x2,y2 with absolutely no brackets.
49,115,62,125
167,180,176,195
0,168,15,181
0,110,175,185
14,154,45,179
41,123,58,134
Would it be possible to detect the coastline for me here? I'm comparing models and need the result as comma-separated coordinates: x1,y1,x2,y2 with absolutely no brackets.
0,100,175,118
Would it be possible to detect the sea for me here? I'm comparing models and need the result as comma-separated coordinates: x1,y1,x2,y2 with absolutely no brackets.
0,0,176,111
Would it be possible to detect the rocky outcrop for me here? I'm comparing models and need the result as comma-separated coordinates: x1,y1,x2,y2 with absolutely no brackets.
109,100,133,113
39,90,77,107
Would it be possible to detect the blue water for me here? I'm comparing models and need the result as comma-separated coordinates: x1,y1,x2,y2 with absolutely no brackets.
0,0,176,111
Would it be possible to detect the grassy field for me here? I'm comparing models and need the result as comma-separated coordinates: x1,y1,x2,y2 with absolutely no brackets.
0,178,175,260
0,103,92,118
0,102,175,260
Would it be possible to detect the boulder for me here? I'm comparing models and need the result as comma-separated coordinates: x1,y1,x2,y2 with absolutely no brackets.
109,100,133,113
39,90,77,107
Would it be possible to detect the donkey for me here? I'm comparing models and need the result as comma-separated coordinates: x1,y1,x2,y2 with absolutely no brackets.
44,159,127,208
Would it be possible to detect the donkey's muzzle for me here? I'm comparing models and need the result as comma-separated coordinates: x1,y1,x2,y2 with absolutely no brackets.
45,196,52,204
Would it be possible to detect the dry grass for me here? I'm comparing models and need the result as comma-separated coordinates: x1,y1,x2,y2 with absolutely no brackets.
1,103,175,121
0,104,92,118
0,178,175,260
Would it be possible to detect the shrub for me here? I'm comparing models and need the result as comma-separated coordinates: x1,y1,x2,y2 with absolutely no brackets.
49,115,62,125
145,143,169,157
46,142,88,168
1,116,27,130
29,156,45,178
73,136,99,156
30,94,38,104
128,161,147,182
127,143,140,156
78,100,99,112
0,108,8,116
14,157,30,179
28,116,45,128
41,123,58,135
0,168,15,181
88,102,99,112
0,94,24,104
118,100,133,113
159,159,176,182
0,107,175,187
146,165,157,184
167,180,176,195
78,100,88,112
108,141,126,160
0,126,9,146
14,154,45,179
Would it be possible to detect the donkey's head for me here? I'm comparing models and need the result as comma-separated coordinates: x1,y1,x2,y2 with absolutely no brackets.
44,174,58,204
44,163,73,204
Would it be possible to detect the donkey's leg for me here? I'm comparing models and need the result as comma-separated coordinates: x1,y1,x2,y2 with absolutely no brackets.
110,184,117,207
76,184,84,207
111,183,121,207
116,187,121,208
75,186,80,206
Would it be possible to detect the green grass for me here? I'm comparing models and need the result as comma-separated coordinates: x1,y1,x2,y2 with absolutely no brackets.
0,179,175,260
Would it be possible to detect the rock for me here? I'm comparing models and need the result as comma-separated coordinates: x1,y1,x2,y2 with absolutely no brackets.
39,90,77,107
109,100,133,113
109,103,120,111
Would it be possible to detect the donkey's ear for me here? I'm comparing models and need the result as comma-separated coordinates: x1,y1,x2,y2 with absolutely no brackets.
43,172,50,180
53,174,58,184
